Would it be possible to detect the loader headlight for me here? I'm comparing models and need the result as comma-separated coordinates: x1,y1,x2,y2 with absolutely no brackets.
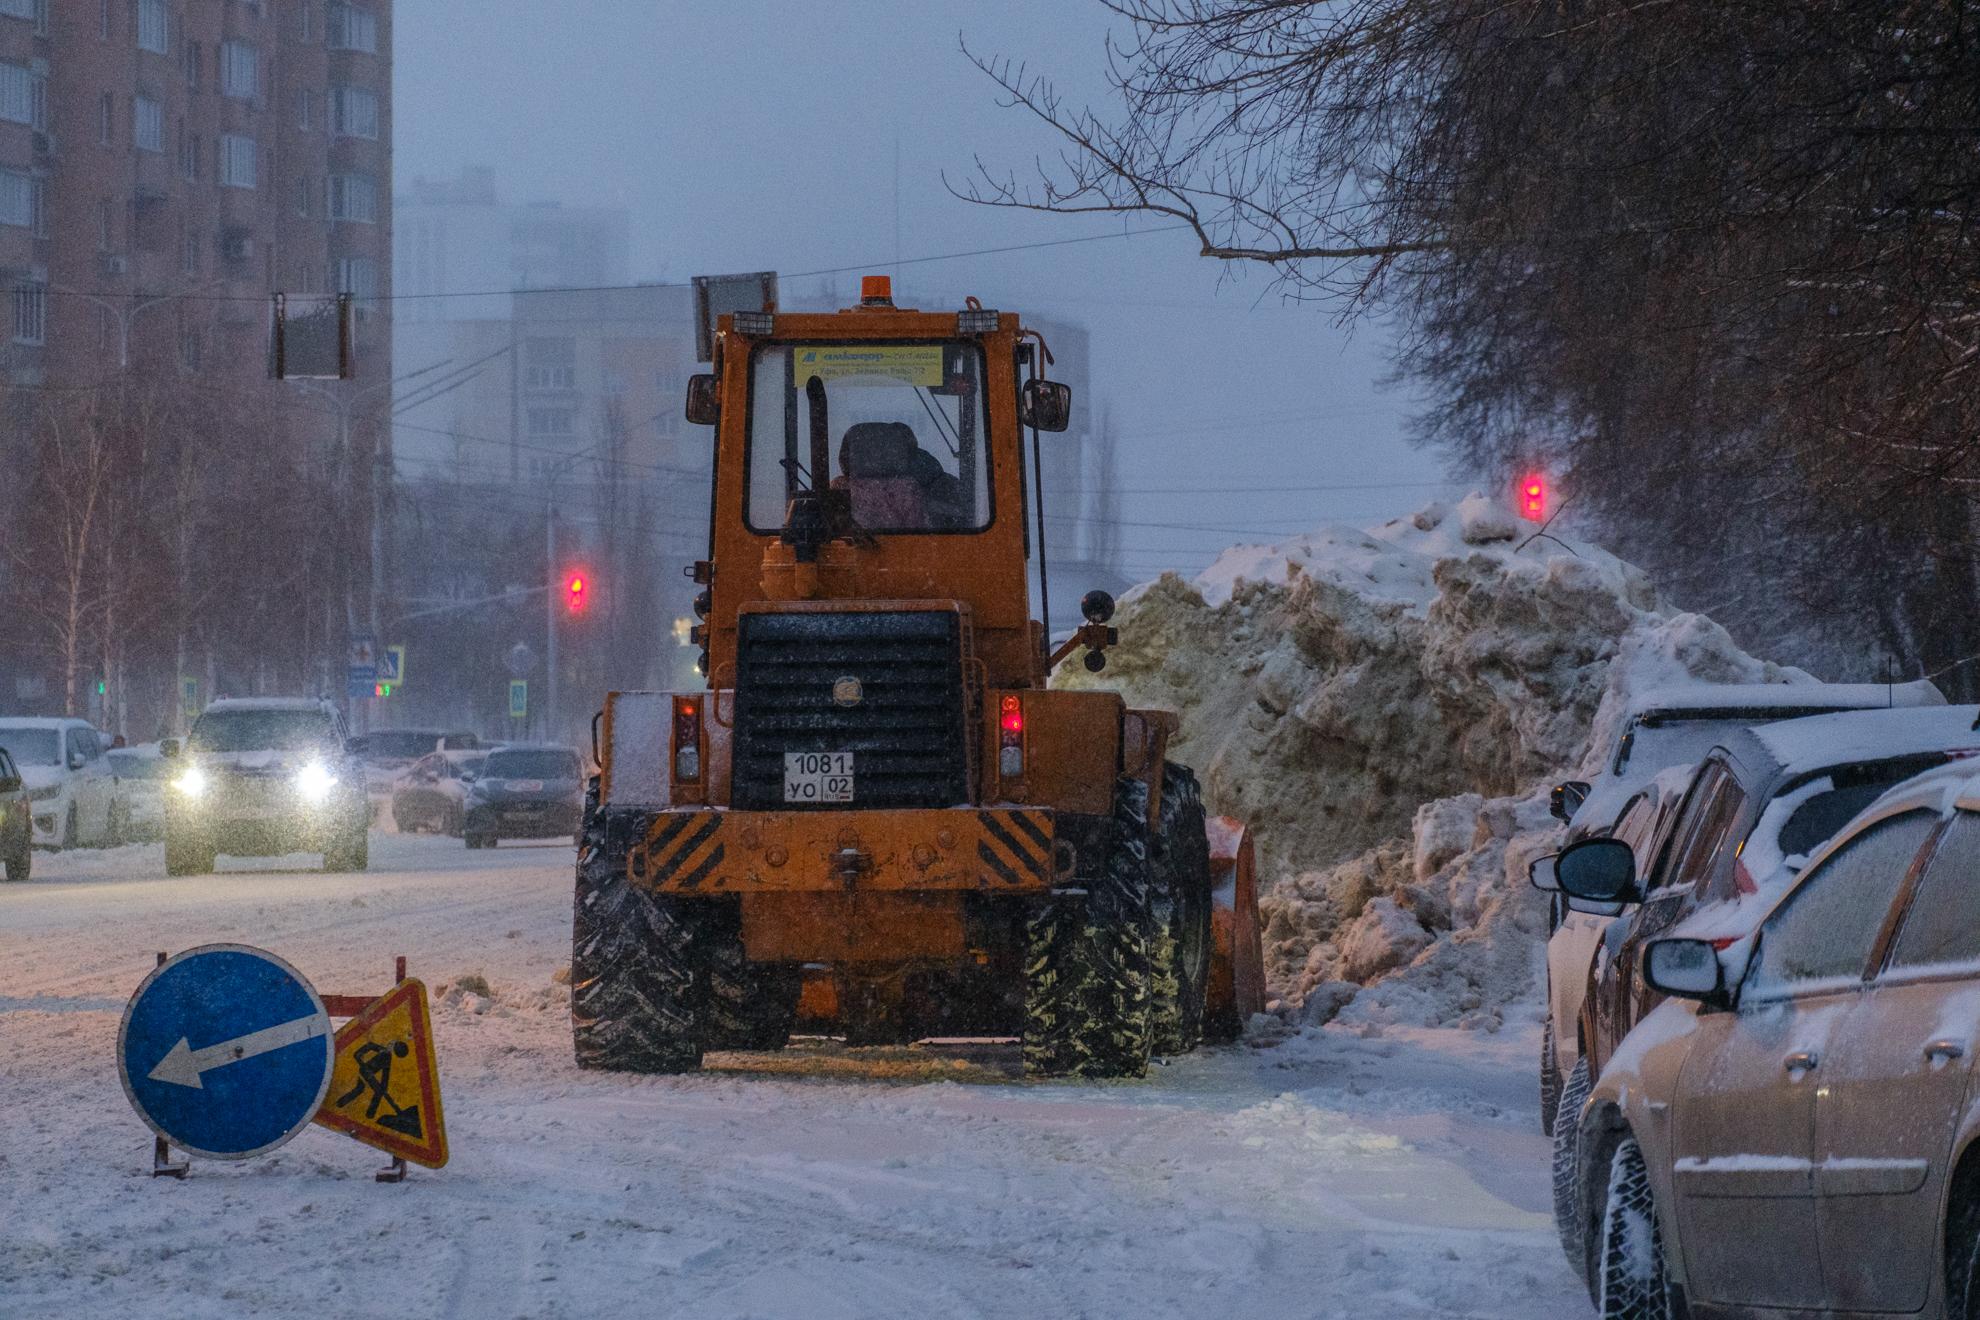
172,766,208,798
295,762,338,804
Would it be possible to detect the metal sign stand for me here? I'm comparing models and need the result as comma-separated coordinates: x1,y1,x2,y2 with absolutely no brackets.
142,951,414,1183
322,954,410,1184
147,953,190,1179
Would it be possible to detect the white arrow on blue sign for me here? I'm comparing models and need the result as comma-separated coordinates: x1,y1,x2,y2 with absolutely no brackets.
117,945,334,1160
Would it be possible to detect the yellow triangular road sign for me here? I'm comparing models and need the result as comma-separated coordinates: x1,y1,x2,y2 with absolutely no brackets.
312,979,448,1168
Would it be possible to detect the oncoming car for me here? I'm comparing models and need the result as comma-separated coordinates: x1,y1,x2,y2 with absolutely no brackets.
463,744,584,848
1571,762,1980,1318
162,698,368,875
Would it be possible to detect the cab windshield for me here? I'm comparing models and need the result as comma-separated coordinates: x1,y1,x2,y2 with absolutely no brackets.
747,341,992,533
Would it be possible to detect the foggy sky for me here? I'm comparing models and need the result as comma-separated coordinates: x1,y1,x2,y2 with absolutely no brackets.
393,2,1463,580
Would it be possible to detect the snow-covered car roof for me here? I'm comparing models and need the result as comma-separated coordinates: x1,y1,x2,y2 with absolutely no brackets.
1743,705,1980,775
202,697,335,714
1628,679,1944,718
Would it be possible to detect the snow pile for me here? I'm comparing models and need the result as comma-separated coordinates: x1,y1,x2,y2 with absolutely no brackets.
1059,493,1813,1028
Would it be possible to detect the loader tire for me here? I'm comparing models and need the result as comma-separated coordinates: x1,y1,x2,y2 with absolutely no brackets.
1023,775,1154,1079
1147,763,1213,1057
571,790,705,1073
701,900,800,1052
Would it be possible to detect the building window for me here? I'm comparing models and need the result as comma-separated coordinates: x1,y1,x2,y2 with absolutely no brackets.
295,174,311,215
11,282,43,345
180,223,199,276
97,196,113,249
527,407,575,437
182,38,201,89
137,0,167,53
0,0,39,23
99,0,109,41
298,1,313,41
178,126,200,179
134,95,163,152
330,84,377,139
297,87,313,130
526,364,577,390
335,256,377,298
220,40,257,100
219,134,256,188
97,91,113,145
178,326,201,372
326,2,376,52
326,171,376,222
0,62,44,129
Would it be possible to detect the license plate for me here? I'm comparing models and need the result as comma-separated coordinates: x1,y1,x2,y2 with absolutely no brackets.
784,752,853,804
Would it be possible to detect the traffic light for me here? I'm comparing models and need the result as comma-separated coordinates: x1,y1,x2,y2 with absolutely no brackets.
1517,472,1548,522
565,571,588,614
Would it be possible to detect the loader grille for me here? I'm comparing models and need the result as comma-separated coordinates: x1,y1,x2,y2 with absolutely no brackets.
731,609,971,810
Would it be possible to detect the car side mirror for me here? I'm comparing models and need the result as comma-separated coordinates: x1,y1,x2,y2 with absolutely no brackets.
68,750,85,771
1019,378,1071,433
1527,854,1560,892
160,739,180,759
1556,836,1640,905
1644,938,1727,1004
685,373,720,426
1550,780,1591,823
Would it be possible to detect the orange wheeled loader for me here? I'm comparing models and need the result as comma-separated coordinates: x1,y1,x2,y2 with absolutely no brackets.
572,277,1264,1078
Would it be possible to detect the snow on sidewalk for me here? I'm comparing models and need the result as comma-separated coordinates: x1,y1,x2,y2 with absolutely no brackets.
1,836,1591,1319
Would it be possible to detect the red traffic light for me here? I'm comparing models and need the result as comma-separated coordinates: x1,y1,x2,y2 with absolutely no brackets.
1517,473,1548,522
565,572,588,613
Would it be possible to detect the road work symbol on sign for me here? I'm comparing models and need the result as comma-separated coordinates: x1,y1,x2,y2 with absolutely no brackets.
313,978,448,1168
118,945,333,1160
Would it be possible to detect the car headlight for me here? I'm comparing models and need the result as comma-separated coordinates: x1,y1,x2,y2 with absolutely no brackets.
295,762,338,804
172,766,208,798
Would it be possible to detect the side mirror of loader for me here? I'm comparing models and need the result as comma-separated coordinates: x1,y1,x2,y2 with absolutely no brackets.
1019,378,1071,433
685,373,720,426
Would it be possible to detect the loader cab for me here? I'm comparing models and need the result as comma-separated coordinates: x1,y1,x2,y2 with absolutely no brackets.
690,277,1058,694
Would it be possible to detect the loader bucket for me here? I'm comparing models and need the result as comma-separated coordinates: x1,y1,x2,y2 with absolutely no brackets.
1203,815,1267,1041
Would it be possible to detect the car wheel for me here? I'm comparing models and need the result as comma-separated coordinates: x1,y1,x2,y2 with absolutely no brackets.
1595,1136,1672,1319
60,802,76,850
1553,1056,1593,1269
1541,1018,1562,1137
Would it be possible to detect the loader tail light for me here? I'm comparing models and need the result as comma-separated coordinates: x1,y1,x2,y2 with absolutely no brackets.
673,695,702,783
998,695,1024,779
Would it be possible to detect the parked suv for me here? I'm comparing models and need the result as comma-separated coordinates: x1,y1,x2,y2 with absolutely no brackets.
1550,704,1980,1269
162,698,369,875
1552,680,1944,838
1573,762,1980,1317
0,717,116,849
0,747,30,880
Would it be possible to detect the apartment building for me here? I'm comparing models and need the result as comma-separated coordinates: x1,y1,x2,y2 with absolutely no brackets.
0,0,390,394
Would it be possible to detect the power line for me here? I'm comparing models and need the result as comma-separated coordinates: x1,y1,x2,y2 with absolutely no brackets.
41,223,1198,306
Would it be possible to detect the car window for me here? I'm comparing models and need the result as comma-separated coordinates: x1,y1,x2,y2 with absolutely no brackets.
484,750,580,780
0,749,13,780
1657,763,1745,895
0,729,61,765
1886,814,1980,974
1745,810,1940,1000
67,728,93,762
189,709,339,753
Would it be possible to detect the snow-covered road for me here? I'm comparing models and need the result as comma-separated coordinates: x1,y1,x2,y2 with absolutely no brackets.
2,836,1592,1319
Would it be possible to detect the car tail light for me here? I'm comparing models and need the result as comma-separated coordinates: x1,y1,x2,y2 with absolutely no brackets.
998,695,1023,779
674,695,702,783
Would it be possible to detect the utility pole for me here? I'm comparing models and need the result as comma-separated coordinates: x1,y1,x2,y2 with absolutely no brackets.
545,494,558,742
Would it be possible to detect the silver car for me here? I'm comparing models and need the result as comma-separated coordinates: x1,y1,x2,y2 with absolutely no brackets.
1568,758,1980,1317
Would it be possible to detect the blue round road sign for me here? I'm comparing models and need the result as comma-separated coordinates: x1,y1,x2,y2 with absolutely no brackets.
118,944,333,1160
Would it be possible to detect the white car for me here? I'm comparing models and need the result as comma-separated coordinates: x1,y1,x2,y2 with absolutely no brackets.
0,717,116,849
108,744,169,842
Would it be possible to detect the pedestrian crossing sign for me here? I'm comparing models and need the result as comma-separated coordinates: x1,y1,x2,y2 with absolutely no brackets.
312,978,448,1168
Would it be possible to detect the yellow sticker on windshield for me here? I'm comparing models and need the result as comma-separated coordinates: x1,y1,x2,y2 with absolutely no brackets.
792,345,944,387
